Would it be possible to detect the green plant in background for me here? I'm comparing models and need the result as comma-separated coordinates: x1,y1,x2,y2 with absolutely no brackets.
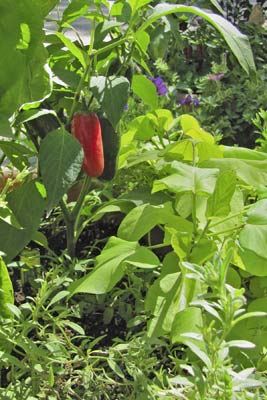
1,1,267,399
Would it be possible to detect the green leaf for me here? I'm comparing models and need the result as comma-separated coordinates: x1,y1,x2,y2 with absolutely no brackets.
171,307,203,344
0,181,45,262
190,238,217,264
129,114,158,141
134,30,150,54
140,3,255,75
118,202,192,241
180,114,214,144
246,199,267,225
238,199,267,276
0,141,35,169
223,146,267,161
131,75,158,109
153,161,219,196
128,0,151,14
38,0,60,16
239,225,267,276
206,170,236,218
229,298,267,363
68,237,138,295
126,246,160,269
91,76,129,128
55,32,87,68
39,128,83,211
6,181,45,231
202,158,267,188
61,0,90,24
0,220,32,263
0,0,51,129
145,253,201,337
0,257,14,318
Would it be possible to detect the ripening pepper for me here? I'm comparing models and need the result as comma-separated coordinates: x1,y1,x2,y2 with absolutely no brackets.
71,113,104,178
99,116,120,181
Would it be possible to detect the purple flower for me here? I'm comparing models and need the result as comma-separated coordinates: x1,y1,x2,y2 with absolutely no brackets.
207,73,224,81
124,104,129,110
178,94,192,105
178,94,200,107
148,76,168,96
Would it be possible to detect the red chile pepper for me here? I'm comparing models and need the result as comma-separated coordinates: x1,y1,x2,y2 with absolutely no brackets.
71,113,104,178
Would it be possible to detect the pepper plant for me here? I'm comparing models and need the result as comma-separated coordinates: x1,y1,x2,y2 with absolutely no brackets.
0,1,256,266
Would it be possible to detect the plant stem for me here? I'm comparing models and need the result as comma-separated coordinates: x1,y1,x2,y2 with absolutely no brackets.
60,177,92,259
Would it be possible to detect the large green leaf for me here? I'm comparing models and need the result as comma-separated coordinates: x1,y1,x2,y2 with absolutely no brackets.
202,158,267,188
7,181,45,231
61,0,91,24
91,76,129,128
0,257,14,318
171,307,203,344
39,128,83,211
140,3,255,75
238,200,267,275
0,181,45,262
38,0,61,16
0,220,33,263
145,252,201,337
206,170,236,218
68,237,157,295
118,202,192,241
0,0,51,133
152,161,219,196
55,32,87,68
239,225,267,276
0,141,35,169
131,75,158,109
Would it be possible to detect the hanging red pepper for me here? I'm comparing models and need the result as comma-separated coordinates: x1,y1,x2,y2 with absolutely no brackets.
71,113,104,178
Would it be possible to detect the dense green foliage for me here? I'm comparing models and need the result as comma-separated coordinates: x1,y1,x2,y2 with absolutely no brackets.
0,1,267,399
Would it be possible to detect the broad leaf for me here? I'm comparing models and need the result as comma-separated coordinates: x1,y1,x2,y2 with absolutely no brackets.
153,161,219,196
171,307,203,344
38,0,60,16
55,32,87,68
202,158,267,188
140,3,255,75
131,75,158,109
68,237,157,295
145,253,201,337
0,141,35,169
206,170,236,218
7,181,45,231
118,202,192,241
91,76,129,128
0,258,14,318
0,220,33,263
39,128,83,211
0,0,51,132
239,225,267,276
180,114,214,144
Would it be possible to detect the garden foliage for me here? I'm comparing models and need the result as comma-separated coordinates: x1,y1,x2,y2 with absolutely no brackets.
0,1,267,398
